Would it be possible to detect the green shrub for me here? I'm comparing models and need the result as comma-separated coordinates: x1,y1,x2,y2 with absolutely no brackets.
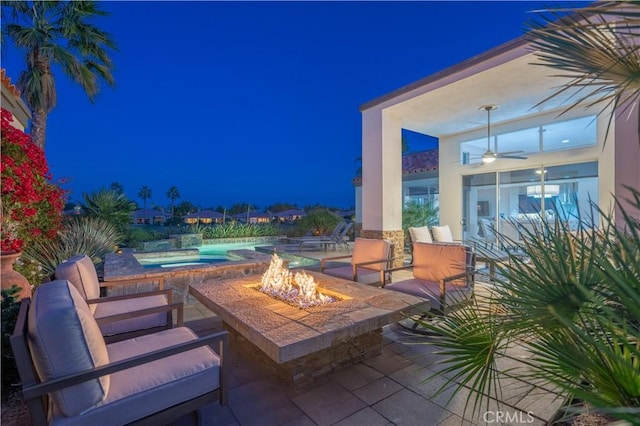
201,222,281,239
127,227,165,245
294,210,341,237
402,200,439,248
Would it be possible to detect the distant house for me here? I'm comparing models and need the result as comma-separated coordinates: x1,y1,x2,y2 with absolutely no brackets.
233,210,271,224
272,209,306,223
1,68,30,130
132,209,170,225
183,210,224,225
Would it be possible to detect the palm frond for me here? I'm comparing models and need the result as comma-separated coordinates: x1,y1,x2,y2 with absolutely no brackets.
526,1,640,144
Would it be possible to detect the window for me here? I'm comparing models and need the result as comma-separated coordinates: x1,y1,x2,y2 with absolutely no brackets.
542,116,596,152
459,115,596,164
462,161,598,243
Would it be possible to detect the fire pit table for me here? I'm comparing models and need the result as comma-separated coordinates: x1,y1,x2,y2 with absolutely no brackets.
189,270,429,389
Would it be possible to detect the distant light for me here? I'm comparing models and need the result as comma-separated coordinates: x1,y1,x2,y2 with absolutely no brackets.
561,139,570,144
482,156,496,164
535,168,547,174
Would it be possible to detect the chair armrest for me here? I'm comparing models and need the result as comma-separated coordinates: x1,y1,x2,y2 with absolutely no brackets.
321,254,353,271
21,329,228,401
94,302,185,328
382,264,413,274
441,269,475,284
352,257,400,285
100,276,165,291
353,258,391,268
86,288,173,304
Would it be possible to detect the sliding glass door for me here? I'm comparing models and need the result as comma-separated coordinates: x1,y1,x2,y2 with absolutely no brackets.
462,161,598,244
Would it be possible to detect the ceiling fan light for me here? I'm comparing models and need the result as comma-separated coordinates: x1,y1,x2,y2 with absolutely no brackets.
482,155,496,164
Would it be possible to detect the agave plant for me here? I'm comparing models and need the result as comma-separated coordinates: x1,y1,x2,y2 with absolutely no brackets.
421,190,640,423
23,216,122,278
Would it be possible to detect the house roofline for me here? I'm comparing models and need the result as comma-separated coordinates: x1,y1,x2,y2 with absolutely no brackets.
359,35,530,112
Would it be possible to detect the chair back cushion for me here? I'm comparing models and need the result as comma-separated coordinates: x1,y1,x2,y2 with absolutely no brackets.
412,243,468,285
431,225,454,243
28,280,110,417
351,238,391,271
408,226,433,244
55,255,100,312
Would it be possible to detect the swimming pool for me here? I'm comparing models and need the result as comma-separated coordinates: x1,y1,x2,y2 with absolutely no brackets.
136,241,273,269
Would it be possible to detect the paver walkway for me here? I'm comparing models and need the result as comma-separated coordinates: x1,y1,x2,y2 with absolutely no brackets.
178,247,566,426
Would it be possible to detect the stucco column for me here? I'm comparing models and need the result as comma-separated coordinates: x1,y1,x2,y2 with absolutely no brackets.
361,108,404,266
614,102,640,223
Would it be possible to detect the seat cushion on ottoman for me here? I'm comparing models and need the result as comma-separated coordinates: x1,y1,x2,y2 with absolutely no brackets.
49,327,221,426
94,294,168,336
28,280,109,417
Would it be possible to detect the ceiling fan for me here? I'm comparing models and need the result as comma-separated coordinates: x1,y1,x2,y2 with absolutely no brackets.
479,105,527,164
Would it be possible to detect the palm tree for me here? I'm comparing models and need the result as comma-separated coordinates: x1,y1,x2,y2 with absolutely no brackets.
166,186,180,220
138,185,151,223
2,1,117,150
109,182,124,195
82,188,135,234
526,1,640,142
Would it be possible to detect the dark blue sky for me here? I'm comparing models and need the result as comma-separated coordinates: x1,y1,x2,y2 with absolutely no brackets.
3,1,553,210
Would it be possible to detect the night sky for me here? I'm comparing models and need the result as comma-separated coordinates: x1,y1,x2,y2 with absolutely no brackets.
2,1,555,210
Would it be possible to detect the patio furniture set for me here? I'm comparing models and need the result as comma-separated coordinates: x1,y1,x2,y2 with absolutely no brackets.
11,225,497,424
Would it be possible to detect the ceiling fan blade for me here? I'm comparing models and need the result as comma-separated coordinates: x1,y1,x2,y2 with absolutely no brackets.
498,155,528,160
497,150,525,156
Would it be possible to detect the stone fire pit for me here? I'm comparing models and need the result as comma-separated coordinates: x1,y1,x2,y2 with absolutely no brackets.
189,270,429,388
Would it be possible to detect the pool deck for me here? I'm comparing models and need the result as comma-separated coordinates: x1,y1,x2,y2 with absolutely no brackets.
174,245,567,426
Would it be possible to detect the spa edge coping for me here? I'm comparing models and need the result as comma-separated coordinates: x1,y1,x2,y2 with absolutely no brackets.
103,249,273,282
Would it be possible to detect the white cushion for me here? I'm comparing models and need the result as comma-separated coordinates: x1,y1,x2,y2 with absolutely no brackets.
94,295,168,336
28,280,109,417
55,255,101,314
50,328,221,426
431,225,454,243
408,226,433,244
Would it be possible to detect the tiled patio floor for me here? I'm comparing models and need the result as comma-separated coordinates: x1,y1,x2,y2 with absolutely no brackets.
178,247,567,426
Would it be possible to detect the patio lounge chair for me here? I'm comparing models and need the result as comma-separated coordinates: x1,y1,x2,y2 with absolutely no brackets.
320,237,393,285
11,280,227,425
382,242,476,332
55,254,182,343
296,222,353,252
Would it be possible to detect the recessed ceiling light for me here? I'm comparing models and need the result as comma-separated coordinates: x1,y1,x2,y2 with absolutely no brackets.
561,139,570,144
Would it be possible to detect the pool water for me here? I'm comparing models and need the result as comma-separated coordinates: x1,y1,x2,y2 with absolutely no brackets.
198,242,271,255
138,241,273,269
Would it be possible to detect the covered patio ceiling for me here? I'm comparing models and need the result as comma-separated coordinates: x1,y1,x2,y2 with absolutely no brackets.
379,49,579,139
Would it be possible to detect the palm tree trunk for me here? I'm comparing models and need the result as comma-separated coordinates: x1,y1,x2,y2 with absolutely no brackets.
30,108,48,150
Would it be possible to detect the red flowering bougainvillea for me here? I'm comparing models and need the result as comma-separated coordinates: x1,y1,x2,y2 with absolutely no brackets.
1,108,65,252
